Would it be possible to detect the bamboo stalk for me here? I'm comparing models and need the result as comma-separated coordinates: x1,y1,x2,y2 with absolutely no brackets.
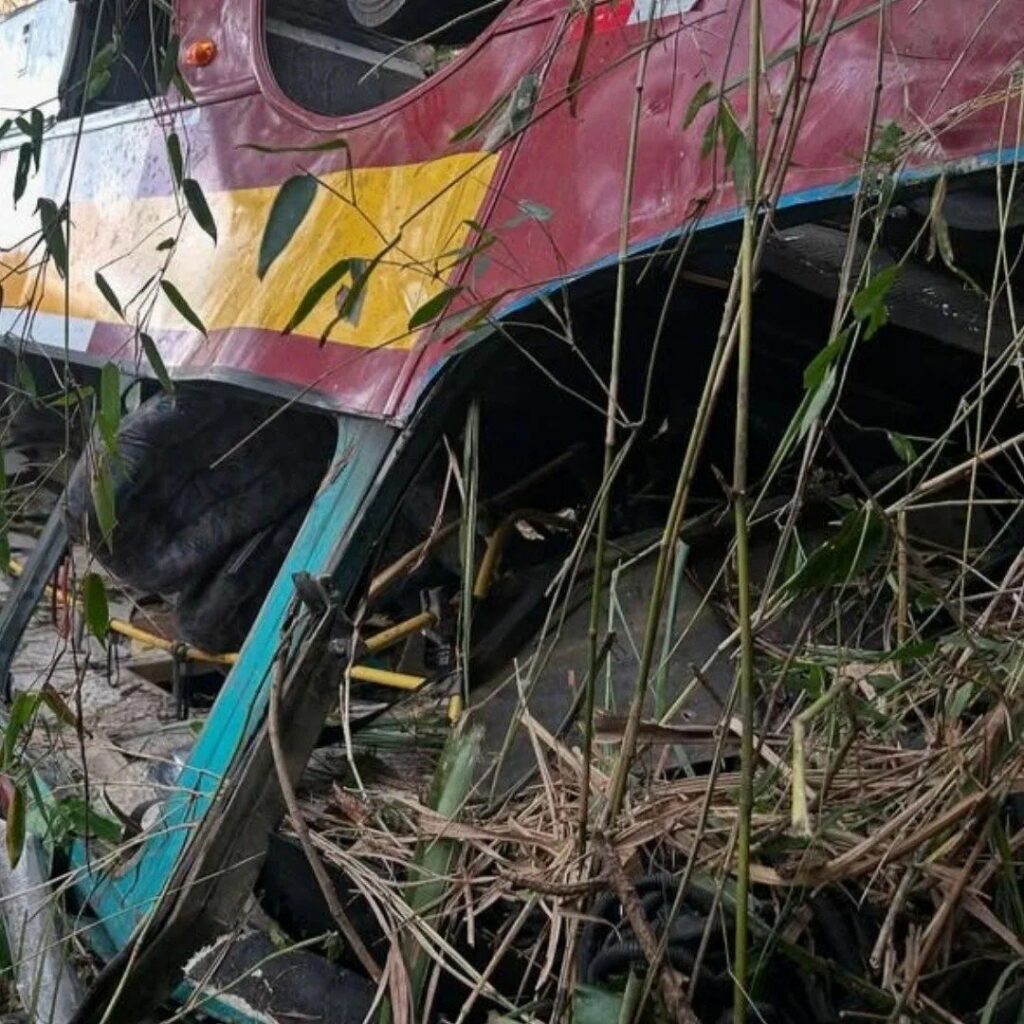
732,0,762,1019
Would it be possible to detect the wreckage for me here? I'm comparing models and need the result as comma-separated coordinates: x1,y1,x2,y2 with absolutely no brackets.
1,0,1024,1020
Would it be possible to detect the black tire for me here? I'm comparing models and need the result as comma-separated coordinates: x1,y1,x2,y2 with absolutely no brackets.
67,387,334,602
175,506,306,653
345,0,500,41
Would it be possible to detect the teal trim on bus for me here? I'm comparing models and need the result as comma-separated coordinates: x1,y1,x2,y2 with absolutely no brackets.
69,416,395,949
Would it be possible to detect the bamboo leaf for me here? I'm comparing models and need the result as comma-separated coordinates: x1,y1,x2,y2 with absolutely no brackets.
139,333,174,393
85,69,111,103
4,693,41,769
5,783,24,868
182,178,217,243
91,455,116,543
13,144,32,206
803,330,848,390
160,280,207,335
241,138,348,154
851,264,900,340
258,175,316,279
98,362,121,455
16,109,43,170
94,271,123,319
406,725,482,1007
683,81,714,128
36,198,68,278
887,431,916,464
788,505,888,592
172,68,195,102
86,39,118,102
166,132,183,187
40,684,79,729
282,258,353,334
158,35,180,93
408,287,462,331
82,573,110,641
57,797,122,843
334,256,375,326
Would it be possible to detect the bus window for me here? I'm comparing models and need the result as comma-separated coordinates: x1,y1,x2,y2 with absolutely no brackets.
265,0,429,118
58,0,170,119
0,0,77,118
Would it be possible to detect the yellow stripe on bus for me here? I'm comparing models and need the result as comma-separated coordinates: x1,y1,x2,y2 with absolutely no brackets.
2,151,498,350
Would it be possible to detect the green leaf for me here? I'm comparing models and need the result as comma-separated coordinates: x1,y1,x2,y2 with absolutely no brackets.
86,39,118,104
160,280,207,336
85,69,111,103
406,725,482,1006
887,431,916,464
156,237,176,251
334,256,374,326
5,783,25,868
36,198,68,279
4,693,41,769
803,331,848,390
91,454,116,543
139,333,174,393
240,138,348,154
158,35,180,94
97,362,121,455
0,119,9,144
16,109,43,170
258,175,317,279
166,132,184,187
788,505,888,592
13,144,32,206
573,985,624,1024
40,684,78,729
408,287,462,331
769,368,835,476
172,67,195,103
851,263,900,340
947,682,974,720
182,178,217,243
47,386,93,410
94,271,123,319
282,258,353,334
82,573,110,642
87,37,116,74
57,798,122,843
683,81,715,129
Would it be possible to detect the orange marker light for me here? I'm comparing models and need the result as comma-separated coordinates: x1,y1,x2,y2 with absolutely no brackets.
184,39,217,68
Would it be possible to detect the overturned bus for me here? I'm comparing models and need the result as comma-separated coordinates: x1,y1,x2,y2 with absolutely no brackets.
1,0,1024,1021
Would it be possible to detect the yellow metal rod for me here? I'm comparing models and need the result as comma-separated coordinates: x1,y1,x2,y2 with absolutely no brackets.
348,664,426,691
8,558,236,665
108,618,238,666
9,560,428,689
362,611,437,655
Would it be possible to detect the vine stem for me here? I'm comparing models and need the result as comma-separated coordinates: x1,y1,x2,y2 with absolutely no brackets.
733,0,762,1019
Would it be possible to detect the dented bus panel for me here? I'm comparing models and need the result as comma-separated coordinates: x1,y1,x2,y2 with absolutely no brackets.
1,0,1021,418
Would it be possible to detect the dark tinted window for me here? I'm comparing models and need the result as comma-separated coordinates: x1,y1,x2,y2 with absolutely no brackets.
59,0,170,119
265,3,426,118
